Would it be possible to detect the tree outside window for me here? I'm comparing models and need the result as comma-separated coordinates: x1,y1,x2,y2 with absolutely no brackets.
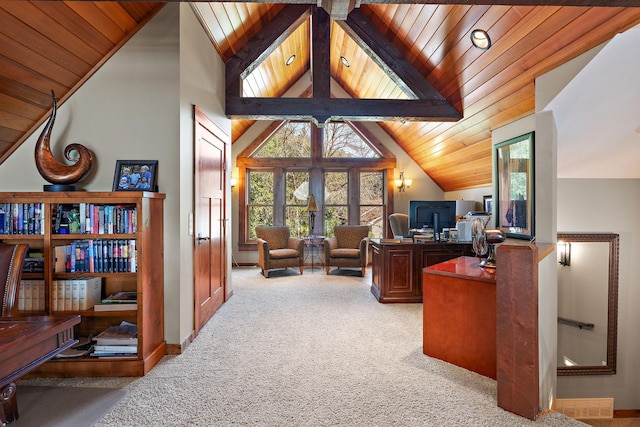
360,171,385,237
285,171,309,237
247,171,274,239
324,171,348,237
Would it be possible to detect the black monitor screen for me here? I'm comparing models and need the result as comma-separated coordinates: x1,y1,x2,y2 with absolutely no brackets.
409,200,457,231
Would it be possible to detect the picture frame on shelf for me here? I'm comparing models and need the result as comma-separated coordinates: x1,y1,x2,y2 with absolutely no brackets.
495,132,534,240
483,195,493,214
112,160,158,192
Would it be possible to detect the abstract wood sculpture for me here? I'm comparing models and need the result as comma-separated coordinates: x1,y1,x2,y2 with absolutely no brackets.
35,91,93,189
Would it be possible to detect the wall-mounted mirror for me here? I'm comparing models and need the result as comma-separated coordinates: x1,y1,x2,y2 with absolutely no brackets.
557,233,619,376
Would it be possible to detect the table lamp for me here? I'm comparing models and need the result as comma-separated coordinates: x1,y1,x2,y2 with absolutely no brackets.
308,195,319,237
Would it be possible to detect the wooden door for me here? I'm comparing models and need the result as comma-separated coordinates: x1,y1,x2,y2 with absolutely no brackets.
194,107,227,334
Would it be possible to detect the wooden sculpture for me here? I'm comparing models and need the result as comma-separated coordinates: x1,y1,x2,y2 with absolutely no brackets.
35,91,93,190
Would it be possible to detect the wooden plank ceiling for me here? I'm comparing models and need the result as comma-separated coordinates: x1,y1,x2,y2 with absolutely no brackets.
194,2,640,191
0,2,164,163
1,2,640,191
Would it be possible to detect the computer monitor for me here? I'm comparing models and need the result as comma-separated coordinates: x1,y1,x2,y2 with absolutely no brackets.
408,200,457,232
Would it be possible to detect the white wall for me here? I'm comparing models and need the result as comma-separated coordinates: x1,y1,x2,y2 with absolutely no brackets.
0,4,228,347
538,35,639,409
556,179,640,409
445,187,490,213
179,3,231,345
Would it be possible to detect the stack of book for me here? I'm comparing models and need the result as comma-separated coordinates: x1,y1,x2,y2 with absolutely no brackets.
94,291,137,312
92,321,138,358
52,277,102,312
18,279,45,311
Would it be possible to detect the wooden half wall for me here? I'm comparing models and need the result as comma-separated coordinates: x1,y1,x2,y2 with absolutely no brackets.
496,244,540,420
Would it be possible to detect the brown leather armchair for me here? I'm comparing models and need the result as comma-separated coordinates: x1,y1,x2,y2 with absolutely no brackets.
324,225,370,276
255,226,304,278
0,243,28,318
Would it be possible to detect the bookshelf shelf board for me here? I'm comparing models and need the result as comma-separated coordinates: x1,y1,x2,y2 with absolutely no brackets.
51,233,136,240
51,309,137,317
0,234,44,240
53,272,137,279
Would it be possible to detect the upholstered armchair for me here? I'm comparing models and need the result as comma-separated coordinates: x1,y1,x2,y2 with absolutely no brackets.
388,213,410,238
324,225,370,276
0,243,28,318
255,226,304,278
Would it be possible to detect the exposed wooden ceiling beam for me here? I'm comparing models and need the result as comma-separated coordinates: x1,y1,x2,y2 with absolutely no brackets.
312,7,331,99
225,5,461,124
225,97,462,124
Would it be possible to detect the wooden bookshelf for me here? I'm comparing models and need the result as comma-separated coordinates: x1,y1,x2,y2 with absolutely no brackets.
0,191,165,377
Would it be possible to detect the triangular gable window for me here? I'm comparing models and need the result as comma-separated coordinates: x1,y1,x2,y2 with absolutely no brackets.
323,122,380,158
253,122,311,158
251,121,380,159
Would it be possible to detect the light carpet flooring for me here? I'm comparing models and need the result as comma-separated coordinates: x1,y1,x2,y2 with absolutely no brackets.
20,266,587,426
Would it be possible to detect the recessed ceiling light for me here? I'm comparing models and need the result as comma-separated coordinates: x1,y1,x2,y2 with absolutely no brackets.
339,56,350,67
285,54,296,66
470,29,491,50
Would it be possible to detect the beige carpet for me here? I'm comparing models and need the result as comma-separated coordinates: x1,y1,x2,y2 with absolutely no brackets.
20,267,587,426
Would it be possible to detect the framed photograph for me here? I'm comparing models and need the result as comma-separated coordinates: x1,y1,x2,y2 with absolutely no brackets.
495,132,534,240
483,195,493,214
112,160,158,192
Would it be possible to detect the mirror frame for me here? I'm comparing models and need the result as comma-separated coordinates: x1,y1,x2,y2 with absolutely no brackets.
495,132,535,240
557,233,619,376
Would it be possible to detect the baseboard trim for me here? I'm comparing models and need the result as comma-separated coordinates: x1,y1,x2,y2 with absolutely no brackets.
614,409,640,418
165,331,196,355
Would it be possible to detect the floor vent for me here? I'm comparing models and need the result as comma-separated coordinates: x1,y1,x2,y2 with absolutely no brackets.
553,398,614,420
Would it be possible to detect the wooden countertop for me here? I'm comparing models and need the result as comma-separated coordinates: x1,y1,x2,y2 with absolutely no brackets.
424,256,497,283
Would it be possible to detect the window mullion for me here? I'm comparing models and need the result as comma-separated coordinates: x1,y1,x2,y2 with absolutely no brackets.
274,167,285,225
349,168,360,224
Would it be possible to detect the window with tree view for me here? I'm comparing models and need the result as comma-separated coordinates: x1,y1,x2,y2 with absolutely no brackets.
247,171,274,239
360,171,384,237
238,121,394,250
286,171,310,236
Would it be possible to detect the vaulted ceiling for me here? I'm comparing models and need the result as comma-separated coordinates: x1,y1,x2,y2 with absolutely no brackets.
1,2,639,191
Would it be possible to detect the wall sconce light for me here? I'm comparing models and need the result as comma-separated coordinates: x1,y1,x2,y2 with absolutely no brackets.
231,167,238,189
558,241,571,266
395,172,412,192
470,29,491,50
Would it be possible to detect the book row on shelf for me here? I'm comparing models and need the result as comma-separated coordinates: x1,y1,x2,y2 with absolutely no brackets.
53,203,137,235
0,202,137,235
54,239,137,273
57,321,139,359
18,279,45,311
51,277,102,311
0,203,44,235
18,278,139,313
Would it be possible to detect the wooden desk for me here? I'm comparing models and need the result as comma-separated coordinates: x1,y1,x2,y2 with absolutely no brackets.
0,315,80,425
370,239,473,303
423,256,497,379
